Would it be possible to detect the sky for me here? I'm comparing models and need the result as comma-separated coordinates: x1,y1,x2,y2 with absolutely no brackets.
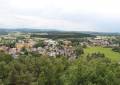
0,0,120,32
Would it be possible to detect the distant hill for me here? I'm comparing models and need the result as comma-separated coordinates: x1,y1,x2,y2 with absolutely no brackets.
0,28,60,33
79,31,120,36
0,28,60,35
0,28,120,36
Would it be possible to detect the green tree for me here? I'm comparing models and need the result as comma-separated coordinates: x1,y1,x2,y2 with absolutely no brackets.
75,46,84,57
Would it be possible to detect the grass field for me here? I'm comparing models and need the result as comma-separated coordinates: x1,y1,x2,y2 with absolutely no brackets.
84,46,120,61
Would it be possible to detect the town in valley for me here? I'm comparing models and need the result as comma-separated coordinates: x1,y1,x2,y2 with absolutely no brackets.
0,29,120,60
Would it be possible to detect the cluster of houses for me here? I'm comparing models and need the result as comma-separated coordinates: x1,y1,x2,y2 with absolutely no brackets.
37,39,76,58
88,39,110,46
0,36,77,59
80,36,119,47
25,39,76,59
0,33,119,59
0,39,36,58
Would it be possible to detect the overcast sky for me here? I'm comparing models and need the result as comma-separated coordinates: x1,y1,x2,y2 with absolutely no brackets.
0,0,120,32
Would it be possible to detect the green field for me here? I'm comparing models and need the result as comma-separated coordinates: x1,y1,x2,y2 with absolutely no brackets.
84,46,120,61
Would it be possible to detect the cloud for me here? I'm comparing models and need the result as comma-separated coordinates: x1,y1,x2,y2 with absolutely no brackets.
0,0,120,32
11,0,120,16
0,14,96,31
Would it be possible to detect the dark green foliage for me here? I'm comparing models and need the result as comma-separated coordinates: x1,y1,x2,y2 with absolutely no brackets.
75,46,84,57
0,52,120,85
112,47,120,53
34,40,45,48
61,54,119,85
0,40,16,48
0,52,13,64
86,52,105,61
31,32,94,39
82,44,87,48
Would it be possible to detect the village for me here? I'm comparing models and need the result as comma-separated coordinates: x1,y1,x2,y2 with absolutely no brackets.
0,32,77,59
0,32,119,59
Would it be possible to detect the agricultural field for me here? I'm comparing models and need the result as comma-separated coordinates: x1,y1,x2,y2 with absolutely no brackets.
84,46,120,61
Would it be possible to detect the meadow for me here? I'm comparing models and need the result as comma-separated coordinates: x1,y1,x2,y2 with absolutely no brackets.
84,46,120,61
